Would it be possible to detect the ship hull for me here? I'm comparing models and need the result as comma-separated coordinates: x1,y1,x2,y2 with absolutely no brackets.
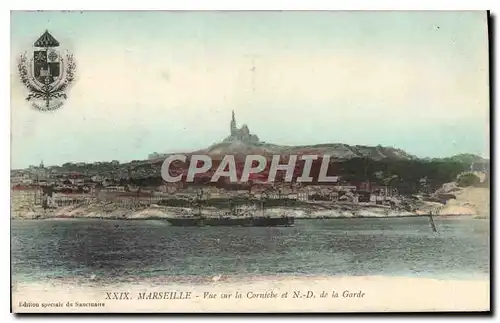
203,217,253,227
251,216,295,227
165,217,204,227
165,216,294,227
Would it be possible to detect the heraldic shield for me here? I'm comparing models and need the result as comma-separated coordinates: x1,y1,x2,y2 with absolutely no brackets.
17,30,76,111
33,49,61,86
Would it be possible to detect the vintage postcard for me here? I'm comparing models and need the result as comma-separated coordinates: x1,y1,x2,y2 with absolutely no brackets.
10,10,490,313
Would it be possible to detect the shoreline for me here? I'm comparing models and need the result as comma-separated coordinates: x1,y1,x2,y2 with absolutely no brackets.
12,184,489,220
10,213,483,221
11,202,485,221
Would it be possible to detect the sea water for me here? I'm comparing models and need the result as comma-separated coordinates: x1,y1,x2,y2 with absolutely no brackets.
11,217,490,285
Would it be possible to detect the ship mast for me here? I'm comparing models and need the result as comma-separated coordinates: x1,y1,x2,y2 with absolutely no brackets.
261,197,264,217
197,189,203,216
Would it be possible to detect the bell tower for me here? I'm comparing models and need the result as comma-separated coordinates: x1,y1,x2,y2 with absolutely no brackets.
230,110,237,136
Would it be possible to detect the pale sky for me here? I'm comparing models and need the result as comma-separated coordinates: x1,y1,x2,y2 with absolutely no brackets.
10,11,490,169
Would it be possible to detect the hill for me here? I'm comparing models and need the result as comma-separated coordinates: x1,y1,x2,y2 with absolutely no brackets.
190,140,416,161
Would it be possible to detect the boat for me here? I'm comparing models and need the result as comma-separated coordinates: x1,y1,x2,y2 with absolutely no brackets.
203,216,254,227
166,214,294,227
250,215,294,227
165,200,294,227
165,216,205,226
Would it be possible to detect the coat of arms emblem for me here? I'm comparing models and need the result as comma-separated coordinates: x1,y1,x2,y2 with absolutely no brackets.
17,30,76,111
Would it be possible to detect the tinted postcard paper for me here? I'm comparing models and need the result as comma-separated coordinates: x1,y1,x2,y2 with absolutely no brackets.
10,11,490,313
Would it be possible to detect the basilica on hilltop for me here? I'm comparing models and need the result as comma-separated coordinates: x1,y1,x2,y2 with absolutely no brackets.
223,110,260,143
